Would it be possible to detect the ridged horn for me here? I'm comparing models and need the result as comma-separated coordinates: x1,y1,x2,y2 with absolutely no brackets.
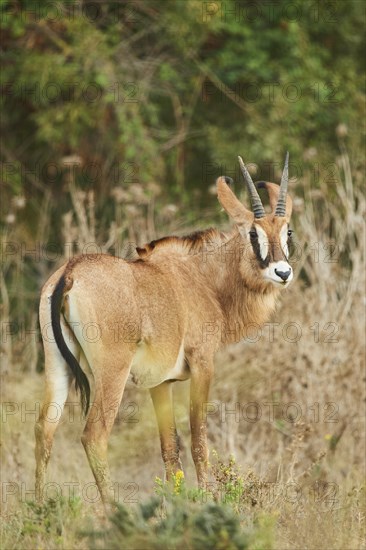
238,156,265,219
275,151,289,217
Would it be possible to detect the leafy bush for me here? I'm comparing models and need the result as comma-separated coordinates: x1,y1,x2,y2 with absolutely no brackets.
85,468,276,549
88,494,251,550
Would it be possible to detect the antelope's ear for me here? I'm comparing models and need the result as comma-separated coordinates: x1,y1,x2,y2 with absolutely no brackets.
256,181,293,221
217,176,253,229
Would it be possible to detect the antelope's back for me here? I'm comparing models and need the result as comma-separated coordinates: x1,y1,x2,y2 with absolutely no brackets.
40,253,188,350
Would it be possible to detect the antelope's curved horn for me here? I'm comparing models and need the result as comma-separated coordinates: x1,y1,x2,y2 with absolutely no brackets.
275,151,289,217
238,156,265,219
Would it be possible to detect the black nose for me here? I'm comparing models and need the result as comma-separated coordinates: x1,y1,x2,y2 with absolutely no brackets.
275,268,291,281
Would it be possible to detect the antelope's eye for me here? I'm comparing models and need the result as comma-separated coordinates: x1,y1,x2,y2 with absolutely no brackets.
249,230,258,239
287,229,293,237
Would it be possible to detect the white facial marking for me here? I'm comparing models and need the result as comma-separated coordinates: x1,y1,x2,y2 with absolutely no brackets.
280,223,289,258
263,260,293,287
254,225,269,261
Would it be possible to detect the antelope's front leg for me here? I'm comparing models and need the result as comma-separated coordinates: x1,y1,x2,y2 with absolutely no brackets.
189,358,213,488
150,381,183,480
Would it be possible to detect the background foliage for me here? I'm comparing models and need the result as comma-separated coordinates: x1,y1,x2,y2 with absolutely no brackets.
1,1,364,212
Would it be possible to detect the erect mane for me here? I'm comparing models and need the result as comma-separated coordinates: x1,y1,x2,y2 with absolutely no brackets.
136,227,236,259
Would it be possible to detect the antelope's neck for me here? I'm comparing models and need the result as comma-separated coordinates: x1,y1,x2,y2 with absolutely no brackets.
192,234,280,344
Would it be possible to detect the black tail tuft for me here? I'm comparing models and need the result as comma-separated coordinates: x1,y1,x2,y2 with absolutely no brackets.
51,274,90,416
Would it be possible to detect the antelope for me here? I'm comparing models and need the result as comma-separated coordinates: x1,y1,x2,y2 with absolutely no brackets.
35,154,294,505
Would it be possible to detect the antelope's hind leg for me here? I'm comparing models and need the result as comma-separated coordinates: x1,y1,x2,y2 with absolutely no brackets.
150,381,183,481
35,319,75,502
81,352,132,507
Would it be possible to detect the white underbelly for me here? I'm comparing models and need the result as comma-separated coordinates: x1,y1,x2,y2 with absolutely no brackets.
128,342,189,388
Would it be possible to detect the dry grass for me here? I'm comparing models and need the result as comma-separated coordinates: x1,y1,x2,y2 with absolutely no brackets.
1,148,365,549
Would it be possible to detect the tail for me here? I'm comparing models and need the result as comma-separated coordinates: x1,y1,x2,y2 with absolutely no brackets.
51,274,90,416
